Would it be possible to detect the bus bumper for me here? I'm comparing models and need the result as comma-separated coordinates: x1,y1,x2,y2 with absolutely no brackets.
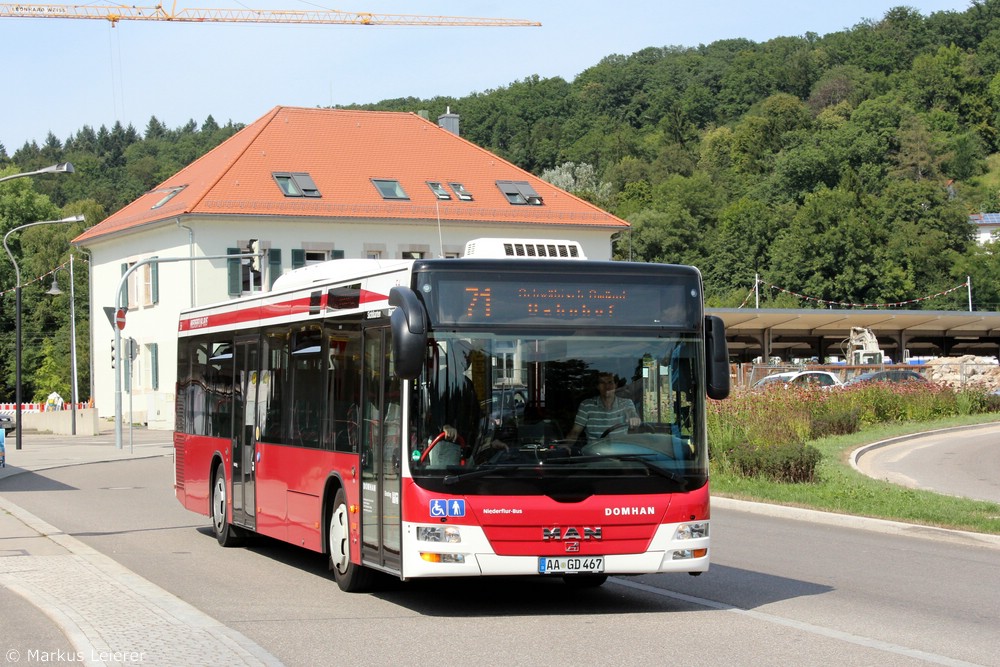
401,521,709,579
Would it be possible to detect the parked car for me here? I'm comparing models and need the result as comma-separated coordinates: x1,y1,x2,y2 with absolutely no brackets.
1,412,14,433
481,388,527,426
843,369,927,386
753,370,843,390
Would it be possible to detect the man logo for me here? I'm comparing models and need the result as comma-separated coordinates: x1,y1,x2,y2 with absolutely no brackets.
542,527,602,540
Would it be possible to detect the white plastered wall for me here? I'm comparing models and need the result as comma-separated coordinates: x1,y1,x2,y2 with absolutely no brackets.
84,215,619,429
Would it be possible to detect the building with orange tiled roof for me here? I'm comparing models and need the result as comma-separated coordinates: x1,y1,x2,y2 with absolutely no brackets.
74,106,628,428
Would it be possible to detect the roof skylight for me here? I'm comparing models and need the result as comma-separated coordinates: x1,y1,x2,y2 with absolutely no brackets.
273,172,321,198
496,180,543,205
372,179,409,200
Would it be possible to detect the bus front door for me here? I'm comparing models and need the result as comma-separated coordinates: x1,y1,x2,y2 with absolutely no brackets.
231,337,259,531
360,328,402,574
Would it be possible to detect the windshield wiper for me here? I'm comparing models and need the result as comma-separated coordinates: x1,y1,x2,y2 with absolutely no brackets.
558,454,688,487
444,455,687,487
442,464,533,485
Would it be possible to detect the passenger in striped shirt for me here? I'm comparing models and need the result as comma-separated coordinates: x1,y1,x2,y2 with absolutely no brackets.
566,372,640,442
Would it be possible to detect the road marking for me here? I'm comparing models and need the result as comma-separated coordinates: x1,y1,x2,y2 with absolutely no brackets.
611,578,983,667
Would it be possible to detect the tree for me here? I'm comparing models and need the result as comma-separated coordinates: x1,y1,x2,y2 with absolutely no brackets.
0,176,63,402
618,205,703,267
144,116,168,140
539,162,611,206
877,179,972,303
807,65,876,112
892,114,941,181
943,130,986,180
701,198,794,301
202,115,220,134
768,187,908,306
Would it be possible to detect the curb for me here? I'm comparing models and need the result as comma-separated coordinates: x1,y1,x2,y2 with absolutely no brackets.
713,496,1000,551
849,420,1000,472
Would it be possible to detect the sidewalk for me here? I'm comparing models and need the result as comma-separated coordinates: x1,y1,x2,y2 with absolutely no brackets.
0,428,282,666
0,427,174,481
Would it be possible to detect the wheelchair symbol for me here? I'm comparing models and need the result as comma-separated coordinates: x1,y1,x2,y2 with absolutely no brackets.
429,499,448,517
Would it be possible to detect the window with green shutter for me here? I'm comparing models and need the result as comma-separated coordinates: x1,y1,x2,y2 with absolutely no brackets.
150,343,159,390
151,257,159,304
228,247,241,296
269,248,282,288
124,350,131,394
120,262,130,309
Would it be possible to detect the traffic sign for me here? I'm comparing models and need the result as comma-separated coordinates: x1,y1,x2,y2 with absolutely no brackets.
115,308,126,330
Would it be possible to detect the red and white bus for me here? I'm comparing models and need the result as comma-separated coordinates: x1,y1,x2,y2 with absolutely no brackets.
173,238,730,591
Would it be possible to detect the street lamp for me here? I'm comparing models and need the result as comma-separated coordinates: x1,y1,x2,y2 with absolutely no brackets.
3,214,85,449
46,254,79,436
0,162,74,184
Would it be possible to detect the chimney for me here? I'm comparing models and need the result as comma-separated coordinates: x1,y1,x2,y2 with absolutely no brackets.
438,106,460,136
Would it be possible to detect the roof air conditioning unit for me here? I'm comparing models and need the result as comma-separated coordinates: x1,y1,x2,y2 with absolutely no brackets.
463,238,586,259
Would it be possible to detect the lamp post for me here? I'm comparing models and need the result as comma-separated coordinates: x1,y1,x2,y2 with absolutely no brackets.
3,214,85,449
46,253,79,436
0,162,74,185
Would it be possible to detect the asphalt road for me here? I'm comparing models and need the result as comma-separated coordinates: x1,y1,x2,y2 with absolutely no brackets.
854,423,1000,503
2,456,998,666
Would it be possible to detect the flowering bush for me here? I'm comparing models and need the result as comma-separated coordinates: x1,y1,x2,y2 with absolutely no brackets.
707,381,997,483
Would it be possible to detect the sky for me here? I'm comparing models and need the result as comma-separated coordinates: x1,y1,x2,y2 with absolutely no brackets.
0,1,975,151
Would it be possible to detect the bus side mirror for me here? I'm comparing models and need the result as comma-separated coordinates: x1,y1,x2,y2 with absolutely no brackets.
705,315,730,400
389,286,427,380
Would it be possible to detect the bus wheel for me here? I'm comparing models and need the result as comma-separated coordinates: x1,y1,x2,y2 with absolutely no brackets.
329,488,373,592
562,575,608,589
212,466,244,547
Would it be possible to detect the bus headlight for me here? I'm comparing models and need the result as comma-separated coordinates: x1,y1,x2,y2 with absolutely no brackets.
673,522,708,540
416,525,462,543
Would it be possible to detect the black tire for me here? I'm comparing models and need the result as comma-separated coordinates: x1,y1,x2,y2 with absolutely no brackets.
328,487,374,592
211,466,244,547
562,574,608,589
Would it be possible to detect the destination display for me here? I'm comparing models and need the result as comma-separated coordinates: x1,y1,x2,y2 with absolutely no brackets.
421,272,701,328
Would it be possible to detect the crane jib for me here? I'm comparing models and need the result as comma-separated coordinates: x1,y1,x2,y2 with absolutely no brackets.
0,4,541,27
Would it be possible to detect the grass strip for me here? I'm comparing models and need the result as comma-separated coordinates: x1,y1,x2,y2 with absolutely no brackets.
711,414,1000,535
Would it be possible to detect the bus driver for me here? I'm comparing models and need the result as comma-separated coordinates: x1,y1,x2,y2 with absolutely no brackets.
566,372,641,442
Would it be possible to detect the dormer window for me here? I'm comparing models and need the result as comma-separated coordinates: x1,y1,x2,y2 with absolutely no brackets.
496,180,543,205
427,182,451,199
449,182,473,201
372,179,409,200
273,172,321,198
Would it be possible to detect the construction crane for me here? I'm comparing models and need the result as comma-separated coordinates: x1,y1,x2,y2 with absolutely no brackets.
0,3,541,27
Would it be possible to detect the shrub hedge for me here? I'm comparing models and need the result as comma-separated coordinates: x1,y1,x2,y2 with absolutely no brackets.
707,382,999,483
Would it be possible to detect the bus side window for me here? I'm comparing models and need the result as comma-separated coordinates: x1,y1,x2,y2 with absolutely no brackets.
329,331,361,453
262,332,288,443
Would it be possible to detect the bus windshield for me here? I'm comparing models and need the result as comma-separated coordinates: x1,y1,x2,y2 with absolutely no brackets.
410,331,706,495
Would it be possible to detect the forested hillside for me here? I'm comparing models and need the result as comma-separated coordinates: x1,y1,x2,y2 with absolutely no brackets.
6,2,1000,402
352,2,1000,311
